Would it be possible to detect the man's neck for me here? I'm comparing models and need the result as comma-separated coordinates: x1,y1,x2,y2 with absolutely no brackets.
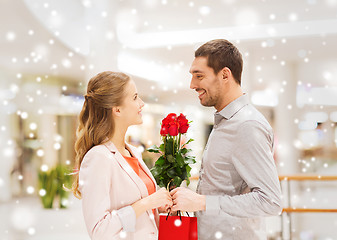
215,85,243,112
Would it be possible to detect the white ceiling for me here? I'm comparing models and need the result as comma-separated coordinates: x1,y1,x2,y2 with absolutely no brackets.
1,0,337,105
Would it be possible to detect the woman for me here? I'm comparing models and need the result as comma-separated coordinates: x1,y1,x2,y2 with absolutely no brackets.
72,71,172,239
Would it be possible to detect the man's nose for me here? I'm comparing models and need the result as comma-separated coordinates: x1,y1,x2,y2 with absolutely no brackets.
190,78,196,90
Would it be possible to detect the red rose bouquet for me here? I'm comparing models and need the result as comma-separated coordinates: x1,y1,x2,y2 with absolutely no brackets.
148,113,195,188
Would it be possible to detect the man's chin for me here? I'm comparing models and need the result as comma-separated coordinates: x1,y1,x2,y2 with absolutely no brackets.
200,100,214,107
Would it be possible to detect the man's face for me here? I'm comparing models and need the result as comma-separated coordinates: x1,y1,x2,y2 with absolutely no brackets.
189,57,222,108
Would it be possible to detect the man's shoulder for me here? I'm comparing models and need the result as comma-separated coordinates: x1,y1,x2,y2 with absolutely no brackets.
236,103,272,130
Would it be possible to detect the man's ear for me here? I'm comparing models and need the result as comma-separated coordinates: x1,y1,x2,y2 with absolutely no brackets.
112,106,122,117
220,67,231,82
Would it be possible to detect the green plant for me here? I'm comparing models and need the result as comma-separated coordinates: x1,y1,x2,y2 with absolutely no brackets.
55,165,72,208
38,167,58,208
38,164,72,209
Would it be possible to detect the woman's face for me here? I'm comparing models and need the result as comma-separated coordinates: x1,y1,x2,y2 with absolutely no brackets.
119,80,145,126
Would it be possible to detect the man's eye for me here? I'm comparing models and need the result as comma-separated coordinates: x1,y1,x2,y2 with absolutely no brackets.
196,75,203,79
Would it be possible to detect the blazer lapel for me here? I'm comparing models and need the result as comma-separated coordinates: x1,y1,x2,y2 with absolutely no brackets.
125,143,160,228
125,142,158,189
104,141,159,229
104,141,149,199
125,142,160,229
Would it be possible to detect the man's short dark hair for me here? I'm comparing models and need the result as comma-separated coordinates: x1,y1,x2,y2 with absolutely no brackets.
195,39,243,85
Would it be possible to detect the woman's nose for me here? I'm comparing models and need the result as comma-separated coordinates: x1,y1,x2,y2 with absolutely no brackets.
140,98,145,108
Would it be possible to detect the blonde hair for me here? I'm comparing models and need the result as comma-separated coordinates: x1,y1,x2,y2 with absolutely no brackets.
72,71,130,198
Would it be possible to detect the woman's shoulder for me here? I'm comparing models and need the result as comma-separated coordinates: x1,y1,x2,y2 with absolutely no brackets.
86,144,109,154
82,144,113,165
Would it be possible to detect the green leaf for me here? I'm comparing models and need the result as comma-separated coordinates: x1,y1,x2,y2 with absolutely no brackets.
181,169,187,180
159,143,165,152
150,166,162,177
184,158,195,165
162,164,171,170
155,156,165,166
158,180,165,188
185,178,191,186
176,153,184,167
180,148,187,155
183,155,196,164
180,148,192,155
167,154,175,163
185,165,192,180
167,168,177,178
147,145,160,153
182,138,194,148
175,166,182,175
186,168,192,178
173,176,183,187
165,137,174,155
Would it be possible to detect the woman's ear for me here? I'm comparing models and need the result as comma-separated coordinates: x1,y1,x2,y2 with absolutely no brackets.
112,106,122,117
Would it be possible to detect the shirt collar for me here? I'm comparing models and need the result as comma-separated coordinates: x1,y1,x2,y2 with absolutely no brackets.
215,94,249,121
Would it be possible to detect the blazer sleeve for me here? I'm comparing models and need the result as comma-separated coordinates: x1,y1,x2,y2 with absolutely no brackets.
79,148,137,239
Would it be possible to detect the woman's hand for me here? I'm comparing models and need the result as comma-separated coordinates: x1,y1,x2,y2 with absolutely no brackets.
132,188,172,218
146,187,173,210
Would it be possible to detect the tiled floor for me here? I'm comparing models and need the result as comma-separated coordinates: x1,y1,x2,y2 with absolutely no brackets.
0,196,90,240
2,194,337,240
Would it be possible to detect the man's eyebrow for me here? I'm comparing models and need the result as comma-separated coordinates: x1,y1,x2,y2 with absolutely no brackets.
190,70,204,74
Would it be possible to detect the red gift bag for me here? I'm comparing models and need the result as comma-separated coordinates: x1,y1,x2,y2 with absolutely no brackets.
158,214,198,240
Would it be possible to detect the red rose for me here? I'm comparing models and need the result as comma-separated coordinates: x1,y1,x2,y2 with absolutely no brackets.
166,113,177,121
160,125,169,136
161,113,178,136
177,114,189,134
177,114,188,124
162,114,175,124
179,123,189,134
168,123,178,136
160,113,178,136
162,117,170,125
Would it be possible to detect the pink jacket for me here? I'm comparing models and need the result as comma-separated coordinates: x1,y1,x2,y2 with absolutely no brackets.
79,141,159,240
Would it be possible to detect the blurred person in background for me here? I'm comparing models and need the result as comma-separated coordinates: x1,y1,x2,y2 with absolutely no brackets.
170,39,282,240
72,71,172,240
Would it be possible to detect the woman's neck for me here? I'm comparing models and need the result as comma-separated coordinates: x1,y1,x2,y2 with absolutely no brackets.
110,123,128,154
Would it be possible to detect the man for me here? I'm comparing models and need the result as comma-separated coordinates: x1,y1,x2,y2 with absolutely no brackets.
170,39,282,239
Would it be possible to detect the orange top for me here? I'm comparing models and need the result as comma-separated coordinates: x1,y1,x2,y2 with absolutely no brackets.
123,155,156,197
123,156,156,216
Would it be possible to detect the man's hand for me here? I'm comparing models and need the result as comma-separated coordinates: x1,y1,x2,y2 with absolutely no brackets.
157,204,171,213
170,187,206,212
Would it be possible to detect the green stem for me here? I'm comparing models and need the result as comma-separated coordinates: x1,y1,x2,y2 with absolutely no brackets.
178,133,181,151
164,136,167,159
172,136,175,156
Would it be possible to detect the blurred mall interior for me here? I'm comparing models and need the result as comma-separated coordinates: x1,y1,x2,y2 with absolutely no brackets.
1,0,337,239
